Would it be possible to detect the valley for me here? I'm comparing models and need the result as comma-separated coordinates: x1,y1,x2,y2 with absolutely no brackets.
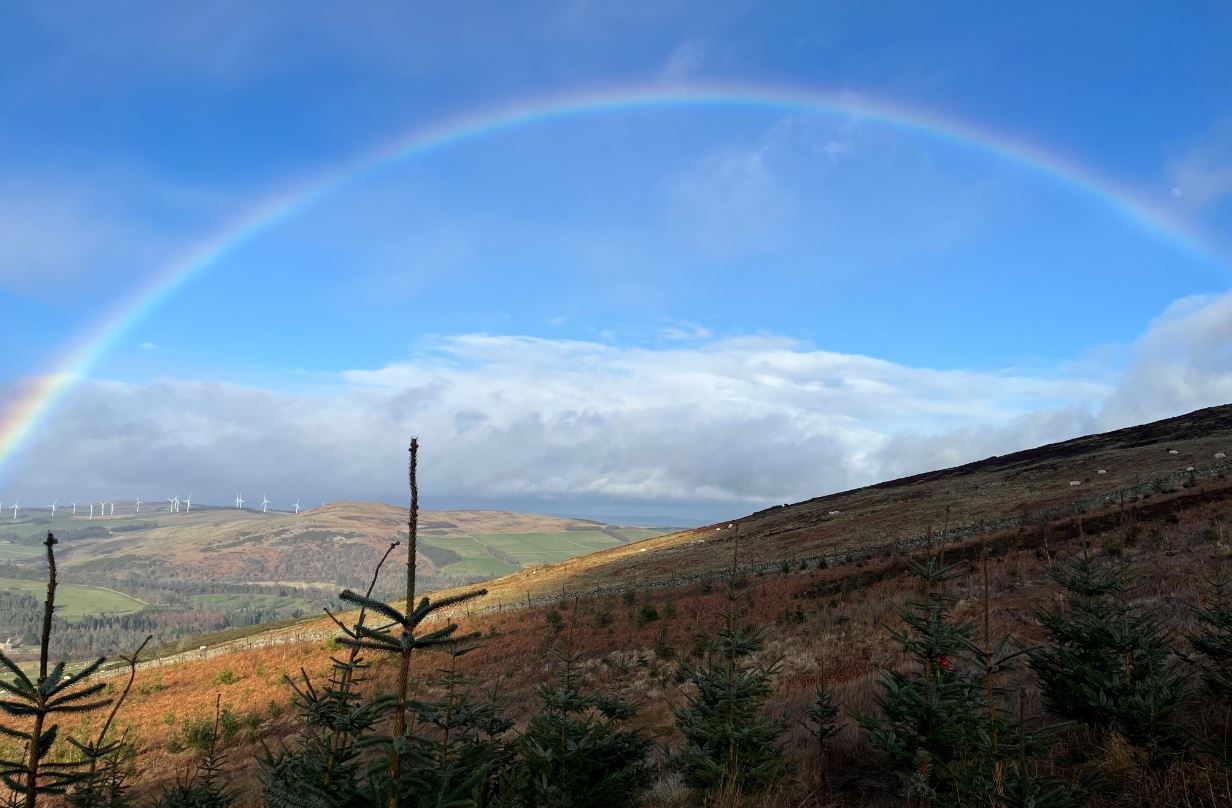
0,504,670,661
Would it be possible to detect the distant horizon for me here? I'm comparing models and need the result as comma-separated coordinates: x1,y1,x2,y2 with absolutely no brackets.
3,400,1229,528
0,496,716,529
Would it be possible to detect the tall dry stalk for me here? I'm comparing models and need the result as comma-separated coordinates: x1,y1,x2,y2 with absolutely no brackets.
388,437,420,802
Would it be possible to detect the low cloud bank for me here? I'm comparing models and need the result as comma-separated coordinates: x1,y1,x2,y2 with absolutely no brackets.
4,292,1230,520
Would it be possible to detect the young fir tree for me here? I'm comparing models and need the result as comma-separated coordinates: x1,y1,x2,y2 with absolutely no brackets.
856,556,989,804
1185,571,1232,765
152,696,235,808
0,533,118,807
266,439,505,808
401,639,511,806
964,549,1070,808
66,635,152,808
802,687,839,752
1188,571,1232,704
510,645,650,808
260,543,401,808
333,439,488,806
1029,549,1189,767
673,535,787,796
800,687,839,783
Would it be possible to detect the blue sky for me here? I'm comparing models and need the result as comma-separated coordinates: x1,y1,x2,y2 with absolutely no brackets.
2,2,1232,521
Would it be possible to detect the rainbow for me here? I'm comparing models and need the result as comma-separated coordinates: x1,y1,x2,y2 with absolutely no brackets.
0,81,1219,482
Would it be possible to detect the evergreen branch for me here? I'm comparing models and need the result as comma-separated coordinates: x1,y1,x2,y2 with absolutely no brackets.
49,657,107,696
0,652,33,694
421,588,488,618
338,590,407,626
46,682,108,709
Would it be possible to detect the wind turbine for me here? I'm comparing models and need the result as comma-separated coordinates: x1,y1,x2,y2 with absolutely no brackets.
109,501,114,517
97,500,106,519
293,498,300,514
135,496,141,514
88,502,94,519
167,496,178,513
261,494,270,513
183,494,192,514
71,502,77,517
50,500,57,518
10,501,18,521
234,493,245,510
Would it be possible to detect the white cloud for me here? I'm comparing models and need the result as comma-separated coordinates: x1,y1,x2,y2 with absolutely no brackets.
3,334,1102,513
658,321,713,341
4,290,1229,518
1099,292,1232,428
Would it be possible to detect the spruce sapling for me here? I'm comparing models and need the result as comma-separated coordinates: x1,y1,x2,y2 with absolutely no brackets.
0,534,115,807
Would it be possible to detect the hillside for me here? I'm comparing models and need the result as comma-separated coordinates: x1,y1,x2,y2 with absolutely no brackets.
0,502,669,660
5,404,1232,806
0,501,664,586
423,403,1232,606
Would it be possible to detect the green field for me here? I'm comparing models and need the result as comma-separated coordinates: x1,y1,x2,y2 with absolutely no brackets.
189,593,318,613
473,532,625,565
0,543,43,560
0,577,145,617
440,557,521,578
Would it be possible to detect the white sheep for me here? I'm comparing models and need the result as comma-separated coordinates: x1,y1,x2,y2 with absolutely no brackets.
828,510,841,516
1069,481,1081,487
1186,466,1195,472
1097,469,1107,475
1168,449,1179,455
1217,452,1227,459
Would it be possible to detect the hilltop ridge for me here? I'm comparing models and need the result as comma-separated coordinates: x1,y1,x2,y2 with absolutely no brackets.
419,403,1231,605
